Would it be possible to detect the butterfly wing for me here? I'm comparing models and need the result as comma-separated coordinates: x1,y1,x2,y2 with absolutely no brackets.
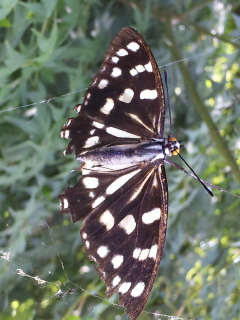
59,162,168,320
60,27,165,157
59,27,168,320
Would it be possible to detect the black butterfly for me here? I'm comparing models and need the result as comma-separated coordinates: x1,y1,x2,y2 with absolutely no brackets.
58,26,187,320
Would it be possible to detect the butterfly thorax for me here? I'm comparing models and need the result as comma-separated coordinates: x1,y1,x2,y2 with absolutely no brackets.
77,138,180,167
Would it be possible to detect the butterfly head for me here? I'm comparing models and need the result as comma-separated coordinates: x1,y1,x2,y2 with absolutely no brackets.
168,136,181,156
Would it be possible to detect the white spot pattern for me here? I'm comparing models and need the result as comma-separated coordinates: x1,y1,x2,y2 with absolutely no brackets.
135,65,145,73
112,56,119,63
111,67,122,78
66,119,72,126
149,244,158,259
85,241,90,248
62,198,69,209
76,104,81,112
82,177,99,189
111,255,124,269
128,113,154,132
140,89,158,100
106,169,141,195
92,196,105,208
131,282,145,297
97,245,109,258
133,248,141,259
119,215,136,234
92,121,104,129
118,88,134,103
119,282,131,294
139,249,150,261
98,79,109,89
112,275,121,287
100,98,114,115
61,130,70,139
84,136,99,148
106,127,140,138
127,42,140,51
130,68,138,76
116,48,128,56
100,210,115,231
144,61,153,72
142,208,161,224
82,232,87,239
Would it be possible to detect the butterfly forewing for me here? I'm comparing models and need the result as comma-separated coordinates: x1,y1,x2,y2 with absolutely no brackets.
60,113,140,156
60,27,166,156
80,27,165,138
59,27,168,320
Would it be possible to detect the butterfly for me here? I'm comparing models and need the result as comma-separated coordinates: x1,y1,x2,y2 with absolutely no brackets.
58,26,202,319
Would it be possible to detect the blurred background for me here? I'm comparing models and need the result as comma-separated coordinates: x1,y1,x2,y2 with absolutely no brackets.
0,1,240,319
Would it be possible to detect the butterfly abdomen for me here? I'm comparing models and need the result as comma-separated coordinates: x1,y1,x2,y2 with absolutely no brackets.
76,140,178,167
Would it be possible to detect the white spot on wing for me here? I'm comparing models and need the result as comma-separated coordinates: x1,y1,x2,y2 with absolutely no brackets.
149,244,158,259
82,232,87,239
82,177,99,189
76,105,81,112
111,255,124,269
93,121,104,129
61,198,69,209
142,208,161,224
131,282,145,297
128,113,154,132
92,196,105,208
133,248,141,259
98,79,109,89
130,68,138,76
139,249,150,261
135,65,145,73
119,215,136,234
100,210,115,231
140,89,158,100
90,255,97,262
106,169,141,195
112,275,121,287
85,240,90,248
127,42,140,51
112,56,119,63
66,119,72,126
116,48,128,56
144,61,153,72
119,282,131,294
100,98,114,115
106,127,140,138
97,245,109,258
118,88,134,103
61,130,70,139
111,67,122,78
128,170,154,202
84,136,99,148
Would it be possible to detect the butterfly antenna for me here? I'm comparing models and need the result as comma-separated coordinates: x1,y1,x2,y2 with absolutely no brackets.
176,151,214,197
164,69,173,138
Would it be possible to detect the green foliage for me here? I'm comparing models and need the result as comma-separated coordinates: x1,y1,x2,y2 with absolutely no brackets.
0,1,240,319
